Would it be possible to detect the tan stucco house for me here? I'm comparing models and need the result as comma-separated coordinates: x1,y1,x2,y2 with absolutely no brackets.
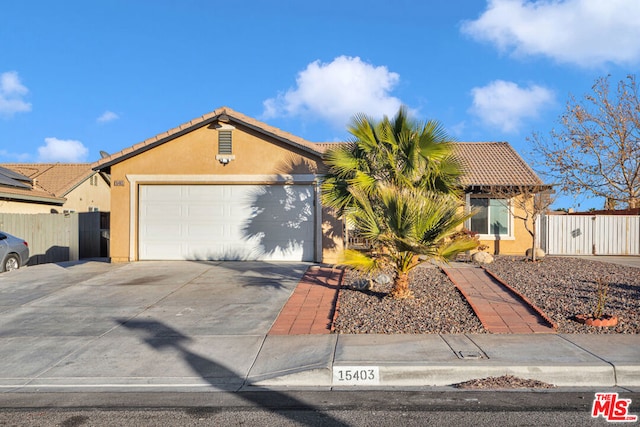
0,163,110,214
93,107,545,264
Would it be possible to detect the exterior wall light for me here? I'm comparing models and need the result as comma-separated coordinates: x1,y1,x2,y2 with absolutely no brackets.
216,155,235,165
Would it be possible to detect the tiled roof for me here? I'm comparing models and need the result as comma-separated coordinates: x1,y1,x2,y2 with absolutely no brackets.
313,142,345,153
454,142,543,187
0,163,95,203
316,141,544,187
92,106,325,171
89,107,543,188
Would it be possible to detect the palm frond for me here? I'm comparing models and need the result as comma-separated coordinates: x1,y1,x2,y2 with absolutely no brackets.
339,249,379,273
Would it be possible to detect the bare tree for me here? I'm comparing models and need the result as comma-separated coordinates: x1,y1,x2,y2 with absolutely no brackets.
488,186,555,262
530,75,640,209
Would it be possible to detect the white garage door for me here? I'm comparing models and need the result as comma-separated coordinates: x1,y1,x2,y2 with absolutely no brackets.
139,184,315,261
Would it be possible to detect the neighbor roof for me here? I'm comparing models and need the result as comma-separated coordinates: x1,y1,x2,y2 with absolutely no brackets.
92,106,325,171
0,163,97,205
0,166,32,189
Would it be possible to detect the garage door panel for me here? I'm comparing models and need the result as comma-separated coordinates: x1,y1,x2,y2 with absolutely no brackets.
139,184,315,261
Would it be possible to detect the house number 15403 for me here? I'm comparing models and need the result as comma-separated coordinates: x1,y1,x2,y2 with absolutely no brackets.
332,366,380,385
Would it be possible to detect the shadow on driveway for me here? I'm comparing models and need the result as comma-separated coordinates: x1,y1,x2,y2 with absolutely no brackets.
116,318,348,426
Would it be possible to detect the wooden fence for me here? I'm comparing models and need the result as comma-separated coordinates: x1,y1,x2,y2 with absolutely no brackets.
0,212,109,265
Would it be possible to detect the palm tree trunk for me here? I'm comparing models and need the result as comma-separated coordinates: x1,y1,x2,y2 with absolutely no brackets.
389,271,413,299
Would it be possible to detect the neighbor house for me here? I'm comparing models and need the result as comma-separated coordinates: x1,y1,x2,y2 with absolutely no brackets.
0,163,110,214
93,107,545,263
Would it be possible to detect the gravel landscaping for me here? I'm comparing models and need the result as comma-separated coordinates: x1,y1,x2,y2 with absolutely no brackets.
486,256,640,334
333,263,487,334
332,256,640,334
453,375,555,389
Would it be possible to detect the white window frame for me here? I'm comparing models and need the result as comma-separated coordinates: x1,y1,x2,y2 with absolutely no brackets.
466,194,514,240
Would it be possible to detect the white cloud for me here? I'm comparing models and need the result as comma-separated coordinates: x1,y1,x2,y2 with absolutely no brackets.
0,149,30,162
461,0,640,67
262,56,403,128
0,71,32,117
97,110,119,123
37,137,89,162
469,80,555,132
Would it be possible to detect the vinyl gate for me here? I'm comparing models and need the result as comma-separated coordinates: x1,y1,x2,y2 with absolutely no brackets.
540,215,640,255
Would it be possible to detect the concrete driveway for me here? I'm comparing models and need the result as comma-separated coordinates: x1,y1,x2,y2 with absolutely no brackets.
0,260,308,391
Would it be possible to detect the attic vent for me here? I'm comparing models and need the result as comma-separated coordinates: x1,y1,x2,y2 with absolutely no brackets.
218,130,232,154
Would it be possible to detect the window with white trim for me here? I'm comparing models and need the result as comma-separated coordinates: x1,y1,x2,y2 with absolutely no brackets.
469,197,511,237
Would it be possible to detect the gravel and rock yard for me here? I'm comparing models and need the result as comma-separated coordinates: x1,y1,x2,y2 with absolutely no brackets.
333,263,487,334
332,256,640,334
486,256,640,334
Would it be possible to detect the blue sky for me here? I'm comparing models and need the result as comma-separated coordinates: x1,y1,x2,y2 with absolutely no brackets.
1,0,639,210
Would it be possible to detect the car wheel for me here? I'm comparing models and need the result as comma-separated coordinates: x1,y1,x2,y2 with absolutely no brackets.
3,254,19,272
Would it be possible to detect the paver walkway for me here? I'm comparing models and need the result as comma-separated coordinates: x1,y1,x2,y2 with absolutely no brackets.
442,264,556,334
270,263,556,335
268,265,343,335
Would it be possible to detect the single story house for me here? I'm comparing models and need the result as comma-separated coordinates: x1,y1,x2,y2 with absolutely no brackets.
455,142,546,255
93,107,544,263
0,163,110,214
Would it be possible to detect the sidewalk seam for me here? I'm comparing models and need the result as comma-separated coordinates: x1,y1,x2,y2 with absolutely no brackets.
557,335,619,386
243,334,270,390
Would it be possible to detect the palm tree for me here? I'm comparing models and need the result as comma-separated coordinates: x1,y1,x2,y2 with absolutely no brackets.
321,106,463,217
340,185,476,298
321,107,477,299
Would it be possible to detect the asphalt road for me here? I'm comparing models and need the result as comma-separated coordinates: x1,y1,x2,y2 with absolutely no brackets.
1,390,637,426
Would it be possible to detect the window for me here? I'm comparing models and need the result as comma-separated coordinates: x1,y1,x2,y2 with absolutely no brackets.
218,130,232,154
469,197,510,237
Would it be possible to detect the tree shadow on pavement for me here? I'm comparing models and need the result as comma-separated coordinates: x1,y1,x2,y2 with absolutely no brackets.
116,318,348,426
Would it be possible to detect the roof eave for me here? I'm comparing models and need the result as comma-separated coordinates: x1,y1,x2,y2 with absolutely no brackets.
92,116,219,171
0,191,66,205
465,183,553,193
92,108,324,171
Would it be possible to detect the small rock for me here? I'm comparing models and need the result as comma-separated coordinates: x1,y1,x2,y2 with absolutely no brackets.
374,273,393,285
471,251,494,264
525,247,546,259
352,279,373,290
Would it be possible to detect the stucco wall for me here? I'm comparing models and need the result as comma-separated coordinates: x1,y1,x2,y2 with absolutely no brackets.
108,121,340,263
63,173,111,212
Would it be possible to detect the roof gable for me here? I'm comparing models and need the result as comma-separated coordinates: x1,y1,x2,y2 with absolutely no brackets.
92,106,325,171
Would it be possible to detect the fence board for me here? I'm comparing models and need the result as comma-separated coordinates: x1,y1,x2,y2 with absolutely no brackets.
542,215,640,255
595,215,640,255
0,213,80,265
542,215,594,255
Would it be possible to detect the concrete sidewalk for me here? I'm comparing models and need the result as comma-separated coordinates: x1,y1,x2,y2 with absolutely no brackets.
1,333,638,392
0,260,638,394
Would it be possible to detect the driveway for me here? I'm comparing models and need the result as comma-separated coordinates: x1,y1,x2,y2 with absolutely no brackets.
0,260,308,391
